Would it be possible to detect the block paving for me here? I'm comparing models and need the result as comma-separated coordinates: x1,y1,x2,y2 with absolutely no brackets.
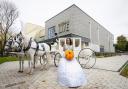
0,55,128,89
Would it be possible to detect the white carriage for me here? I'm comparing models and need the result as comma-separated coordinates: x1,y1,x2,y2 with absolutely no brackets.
53,37,96,69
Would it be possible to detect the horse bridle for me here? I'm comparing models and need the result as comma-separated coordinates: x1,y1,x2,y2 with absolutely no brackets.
5,39,13,48
12,35,23,52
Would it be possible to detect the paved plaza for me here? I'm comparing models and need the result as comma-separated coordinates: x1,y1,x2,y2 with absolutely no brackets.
0,55,128,89
93,55,128,71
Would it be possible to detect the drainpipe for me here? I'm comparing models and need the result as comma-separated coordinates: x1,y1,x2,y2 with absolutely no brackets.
98,25,100,45
89,21,91,44
89,22,92,43
108,33,110,52
97,25,100,52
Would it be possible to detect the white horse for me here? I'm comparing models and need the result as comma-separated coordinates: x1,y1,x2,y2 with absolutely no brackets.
4,36,14,53
12,32,51,74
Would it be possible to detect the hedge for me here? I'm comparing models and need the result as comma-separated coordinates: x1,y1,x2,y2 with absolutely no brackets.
95,52,116,57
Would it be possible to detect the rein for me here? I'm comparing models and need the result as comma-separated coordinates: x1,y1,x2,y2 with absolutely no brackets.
15,40,21,45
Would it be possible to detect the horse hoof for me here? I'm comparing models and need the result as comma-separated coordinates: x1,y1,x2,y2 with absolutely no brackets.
26,71,30,74
29,72,33,75
40,68,45,71
18,71,23,73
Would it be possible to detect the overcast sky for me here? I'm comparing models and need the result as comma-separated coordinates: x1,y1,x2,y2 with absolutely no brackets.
9,0,128,43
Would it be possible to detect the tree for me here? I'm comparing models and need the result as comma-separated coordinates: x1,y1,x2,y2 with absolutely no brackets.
0,0,19,55
126,41,128,51
116,35,127,51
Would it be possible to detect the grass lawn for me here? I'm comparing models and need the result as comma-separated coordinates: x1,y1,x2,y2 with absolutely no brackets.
120,62,128,78
0,56,17,64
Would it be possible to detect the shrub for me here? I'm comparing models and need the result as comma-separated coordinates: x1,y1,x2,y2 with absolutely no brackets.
95,52,116,57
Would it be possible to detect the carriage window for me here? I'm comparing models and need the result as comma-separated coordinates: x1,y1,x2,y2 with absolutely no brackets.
66,38,73,45
75,39,80,47
71,39,73,45
85,42,89,46
60,39,65,47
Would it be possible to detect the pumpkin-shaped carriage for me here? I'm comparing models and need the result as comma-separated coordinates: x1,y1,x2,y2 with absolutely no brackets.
52,37,96,69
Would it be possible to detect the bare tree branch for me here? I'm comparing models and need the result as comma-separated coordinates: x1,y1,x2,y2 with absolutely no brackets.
0,0,19,55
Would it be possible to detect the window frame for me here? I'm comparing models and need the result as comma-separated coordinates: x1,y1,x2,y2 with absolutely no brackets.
58,21,69,33
48,26,55,39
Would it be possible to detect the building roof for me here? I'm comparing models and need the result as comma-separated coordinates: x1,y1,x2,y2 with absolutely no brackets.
45,4,100,24
45,4,113,36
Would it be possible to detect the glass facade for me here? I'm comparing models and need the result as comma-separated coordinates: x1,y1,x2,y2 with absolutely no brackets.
48,26,55,39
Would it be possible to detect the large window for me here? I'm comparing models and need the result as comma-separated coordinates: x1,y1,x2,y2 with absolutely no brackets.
58,21,69,33
48,26,55,39
100,45,104,52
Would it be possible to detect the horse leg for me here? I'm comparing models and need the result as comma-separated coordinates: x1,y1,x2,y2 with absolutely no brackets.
18,57,21,72
28,60,31,68
18,55,22,72
29,60,34,75
40,53,47,70
40,56,42,65
28,54,35,75
33,55,36,69
42,52,50,70
21,58,24,73
27,54,32,74
27,61,33,75
46,52,51,66
27,59,30,74
44,58,48,70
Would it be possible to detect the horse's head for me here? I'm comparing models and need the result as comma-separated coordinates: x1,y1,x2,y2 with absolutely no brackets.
11,32,24,52
4,36,13,52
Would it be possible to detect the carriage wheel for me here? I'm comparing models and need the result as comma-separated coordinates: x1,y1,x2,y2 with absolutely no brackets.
54,52,62,67
78,48,96,69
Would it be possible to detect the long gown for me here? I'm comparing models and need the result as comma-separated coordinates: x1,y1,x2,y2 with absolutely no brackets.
58,45,87,87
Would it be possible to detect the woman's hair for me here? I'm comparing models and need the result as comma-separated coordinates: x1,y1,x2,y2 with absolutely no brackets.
66,38,72,45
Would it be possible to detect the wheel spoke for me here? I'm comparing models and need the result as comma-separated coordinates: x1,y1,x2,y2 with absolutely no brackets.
78,48,96,69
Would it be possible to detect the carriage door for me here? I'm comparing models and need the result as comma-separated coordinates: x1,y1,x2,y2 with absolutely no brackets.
73,38,81,57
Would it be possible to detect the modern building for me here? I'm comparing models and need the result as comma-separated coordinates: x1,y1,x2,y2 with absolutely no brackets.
43,4,115,52
22,23,45,41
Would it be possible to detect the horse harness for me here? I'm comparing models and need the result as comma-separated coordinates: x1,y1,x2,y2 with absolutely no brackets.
23,38,45,56
34,41,45,56
23,37,32,52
